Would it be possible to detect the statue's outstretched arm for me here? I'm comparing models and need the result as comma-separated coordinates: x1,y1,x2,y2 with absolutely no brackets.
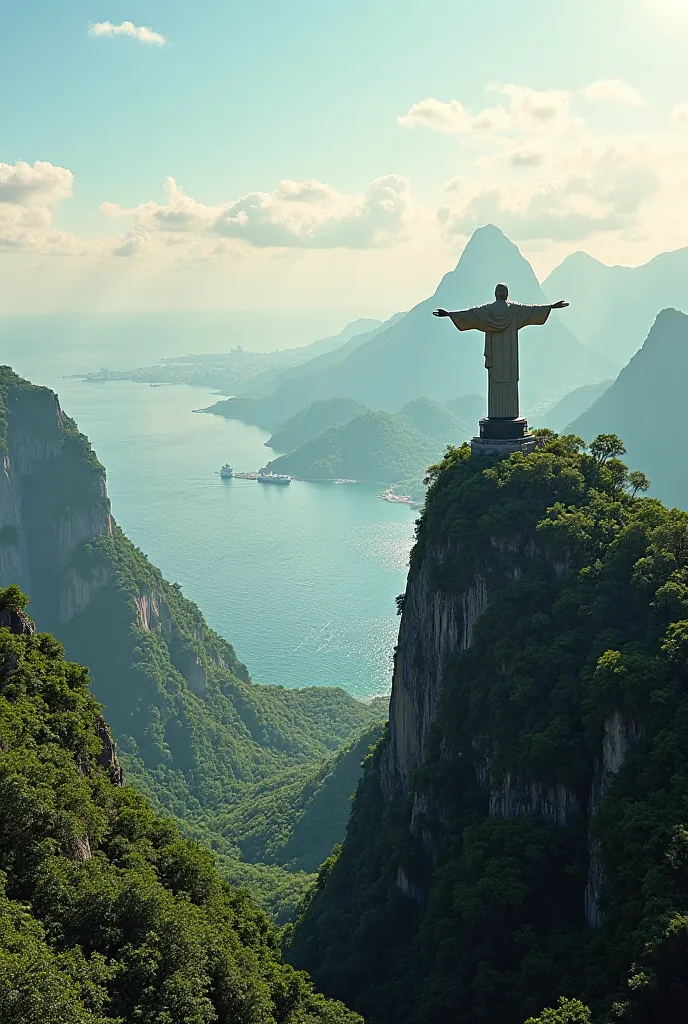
433,309,450,317
550,300,569,309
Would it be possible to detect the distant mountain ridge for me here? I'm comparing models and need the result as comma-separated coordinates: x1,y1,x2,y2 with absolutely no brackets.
206,226,612,432
543,245,688,364
535,379,613,433
568,307,688,507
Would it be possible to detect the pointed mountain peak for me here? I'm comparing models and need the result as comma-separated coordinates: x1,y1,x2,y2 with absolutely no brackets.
643,307,688,348
433,224,544,306
608,307,688,375
458,223,521,262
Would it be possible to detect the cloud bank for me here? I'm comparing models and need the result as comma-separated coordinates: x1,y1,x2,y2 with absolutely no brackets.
7,78,688,268
103,174,413,257
396,81,688,250
88,21,166,45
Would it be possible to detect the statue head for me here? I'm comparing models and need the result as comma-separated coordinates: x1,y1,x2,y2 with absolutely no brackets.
495,283,508,300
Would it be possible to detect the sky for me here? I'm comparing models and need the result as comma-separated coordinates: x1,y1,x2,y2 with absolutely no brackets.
3,0,688,315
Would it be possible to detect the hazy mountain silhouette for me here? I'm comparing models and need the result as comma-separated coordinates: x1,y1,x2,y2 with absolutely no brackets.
535,379,613,433
568,308,688,507
398,398,470,444
266,398,369,452
444,394,486,425
208,226,611,430
543,246,688,365
235,317,388,398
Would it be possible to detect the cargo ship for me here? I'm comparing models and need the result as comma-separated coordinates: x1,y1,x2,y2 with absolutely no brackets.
219,464,234,478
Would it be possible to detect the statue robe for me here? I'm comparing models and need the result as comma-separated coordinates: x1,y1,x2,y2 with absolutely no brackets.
448,299,551,418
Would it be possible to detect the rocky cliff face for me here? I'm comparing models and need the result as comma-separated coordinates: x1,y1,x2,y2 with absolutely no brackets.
0,371,234,707
379,526,641,926
381,547,487,800
0,383,112,625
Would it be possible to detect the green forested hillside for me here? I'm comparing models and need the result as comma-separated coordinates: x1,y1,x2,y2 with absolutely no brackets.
397,397,469,444
56,526,385,918
289,433,688,1023
0,591,360,1023
266,410,437,484
266,399,369,453
223,723,384,872
0,366,387,921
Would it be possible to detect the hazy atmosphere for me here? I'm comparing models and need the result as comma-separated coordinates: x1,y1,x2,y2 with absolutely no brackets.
2,3,688,1024
4,0,688,317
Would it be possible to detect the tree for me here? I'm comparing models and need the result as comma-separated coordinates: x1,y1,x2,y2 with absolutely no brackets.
524,996,592,1023
589,434,626,465
0,585,29,611
628,470,650,497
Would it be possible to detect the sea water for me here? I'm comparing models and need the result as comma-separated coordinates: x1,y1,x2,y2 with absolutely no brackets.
3,320,413,697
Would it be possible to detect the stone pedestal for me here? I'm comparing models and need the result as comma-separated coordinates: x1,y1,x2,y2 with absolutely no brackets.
470,416,536,457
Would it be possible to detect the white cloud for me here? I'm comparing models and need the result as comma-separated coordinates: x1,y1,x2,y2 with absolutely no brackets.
583,79,645,107
439,157,658,243
670,102,688,124
397,98,507,135
497,84,571,125
438,127,661,244
0,161,87,255
212,175,411,248
107,174,413,255
88,21,166,46
0,161,73,206
397,85,571,136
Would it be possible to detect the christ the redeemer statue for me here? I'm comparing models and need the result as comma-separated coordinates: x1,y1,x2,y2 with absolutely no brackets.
433,283,569,420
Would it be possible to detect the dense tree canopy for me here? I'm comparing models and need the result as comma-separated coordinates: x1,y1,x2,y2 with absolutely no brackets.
0,592,361,1022
289,434,688,1024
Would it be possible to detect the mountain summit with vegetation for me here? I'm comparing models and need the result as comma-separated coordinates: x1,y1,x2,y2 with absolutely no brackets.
265,410,438,485
289,431,688,1024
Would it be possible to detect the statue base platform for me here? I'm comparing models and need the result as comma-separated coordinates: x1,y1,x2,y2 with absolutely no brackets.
478,416,529,439
471,435,536,457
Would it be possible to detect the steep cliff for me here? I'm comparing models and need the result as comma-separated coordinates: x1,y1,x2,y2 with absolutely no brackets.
0,367,385,919
290,435,688,1024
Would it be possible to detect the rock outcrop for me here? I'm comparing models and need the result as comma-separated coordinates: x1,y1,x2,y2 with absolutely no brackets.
0,381,112,626
380,525,641,925
381,547,487,800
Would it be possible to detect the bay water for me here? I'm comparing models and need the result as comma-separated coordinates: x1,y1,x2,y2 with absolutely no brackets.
3,315,414,697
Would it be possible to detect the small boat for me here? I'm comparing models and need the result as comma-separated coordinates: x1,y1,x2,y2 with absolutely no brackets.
220,464,234,478
257,471,291,485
